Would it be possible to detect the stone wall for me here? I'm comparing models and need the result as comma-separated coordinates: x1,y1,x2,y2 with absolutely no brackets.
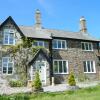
0,20,22,82
52,39,100,84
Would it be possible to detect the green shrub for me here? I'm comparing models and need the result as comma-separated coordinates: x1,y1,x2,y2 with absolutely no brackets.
32,71,42,89
68,72,76,86
9,80,23,87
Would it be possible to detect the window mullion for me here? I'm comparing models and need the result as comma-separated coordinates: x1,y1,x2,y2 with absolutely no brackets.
91,43,93,50
88,43,89,50
57,40,58,49
65,41,67,49
67,61,68,73
43,41,44,47
93,61,95,72
61,41,62,49
7,61,9,74
84,43,86,50
86,61,88,72
90,61,92,72
62,61,64,73
58,61,59,73
8,34,10,44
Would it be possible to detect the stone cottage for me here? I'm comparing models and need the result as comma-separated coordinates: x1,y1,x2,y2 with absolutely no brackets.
0,9,100,86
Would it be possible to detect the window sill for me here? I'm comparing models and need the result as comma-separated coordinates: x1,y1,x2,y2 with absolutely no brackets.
84,72,96,74
54,73,69,75
2,74,13,76
52,48,68,50
82,50,94,52
3,44,15,46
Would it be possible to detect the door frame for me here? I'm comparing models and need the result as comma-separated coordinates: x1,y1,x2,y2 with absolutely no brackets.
35,61,46,85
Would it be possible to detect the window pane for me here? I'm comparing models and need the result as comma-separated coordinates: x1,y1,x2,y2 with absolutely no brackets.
59,61,62,73
54,61,58,73
3,63,7,67
58,41,61,48
63,61,67,73
4,35,9,44
53,40,57,48
33,41,38,46
83,61,87,72
8,63,13,67
9,33,14,44
91,61,94,72
44,42,48,48
85,43,88,50
3,67,7,73
9,37,14,44
3,58,8,63
82,43,85,50
87,61,90,72
89,43,92,50
62,41,65,48
8,67,13,74
38,41,44,46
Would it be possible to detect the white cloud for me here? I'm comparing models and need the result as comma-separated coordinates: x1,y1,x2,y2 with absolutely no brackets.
37,0,55,16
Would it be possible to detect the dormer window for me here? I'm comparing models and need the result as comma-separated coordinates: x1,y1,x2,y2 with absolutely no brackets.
81,42,93,51
3,29,15,45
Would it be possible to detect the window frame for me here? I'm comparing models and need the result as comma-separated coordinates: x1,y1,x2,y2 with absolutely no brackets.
52,39,67,50
83,60,96,73
81,42,93,51
3,29,15,45
33,40,45,47
53,60,69,74
2,57,14,75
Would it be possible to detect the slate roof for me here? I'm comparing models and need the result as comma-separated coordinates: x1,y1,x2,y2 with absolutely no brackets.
28,48,50,66
0,16,99,42
19,26,52,39
19,26,100,42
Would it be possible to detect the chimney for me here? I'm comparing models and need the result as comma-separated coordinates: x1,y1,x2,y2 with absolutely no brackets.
80,16,87,33
35,9,42,29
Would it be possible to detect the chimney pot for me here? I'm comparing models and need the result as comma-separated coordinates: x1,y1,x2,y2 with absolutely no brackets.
80,16,87,33
35,9,42,29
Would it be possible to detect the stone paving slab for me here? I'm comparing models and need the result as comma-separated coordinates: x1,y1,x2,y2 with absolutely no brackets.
43,81,100,92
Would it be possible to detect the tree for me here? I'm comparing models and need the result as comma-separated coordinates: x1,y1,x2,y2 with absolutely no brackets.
68,72,76,86
32,71,42,90
7,37,38,85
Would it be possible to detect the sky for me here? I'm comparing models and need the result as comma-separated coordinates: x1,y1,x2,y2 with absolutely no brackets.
0,0,100,39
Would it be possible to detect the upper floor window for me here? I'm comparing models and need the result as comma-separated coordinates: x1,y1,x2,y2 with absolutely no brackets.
81,42,93,51
2,57,14,74
3,29,15,45
52,39,67,49
53,60,68,74
33,40,48,48
83,61,96,73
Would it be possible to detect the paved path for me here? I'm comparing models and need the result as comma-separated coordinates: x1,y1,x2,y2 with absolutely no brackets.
0,86,31,95
43,81,100,92
0,81,99,95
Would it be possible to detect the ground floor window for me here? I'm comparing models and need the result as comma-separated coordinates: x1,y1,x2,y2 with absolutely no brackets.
83,61,96,73
2,57,14,74
53,60,68,74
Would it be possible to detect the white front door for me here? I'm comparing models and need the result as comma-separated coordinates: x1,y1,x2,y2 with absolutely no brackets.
36,61,46,85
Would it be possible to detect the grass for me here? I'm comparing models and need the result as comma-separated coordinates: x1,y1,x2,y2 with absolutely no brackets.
0,85,100,100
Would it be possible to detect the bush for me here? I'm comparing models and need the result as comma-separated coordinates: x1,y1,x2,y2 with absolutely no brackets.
9,80,23,87
32,71,42,90
68,72,76,86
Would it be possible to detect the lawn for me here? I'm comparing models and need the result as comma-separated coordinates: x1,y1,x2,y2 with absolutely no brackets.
0,85,100,100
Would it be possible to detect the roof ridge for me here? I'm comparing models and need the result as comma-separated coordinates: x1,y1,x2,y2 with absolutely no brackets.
44,28,80,34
